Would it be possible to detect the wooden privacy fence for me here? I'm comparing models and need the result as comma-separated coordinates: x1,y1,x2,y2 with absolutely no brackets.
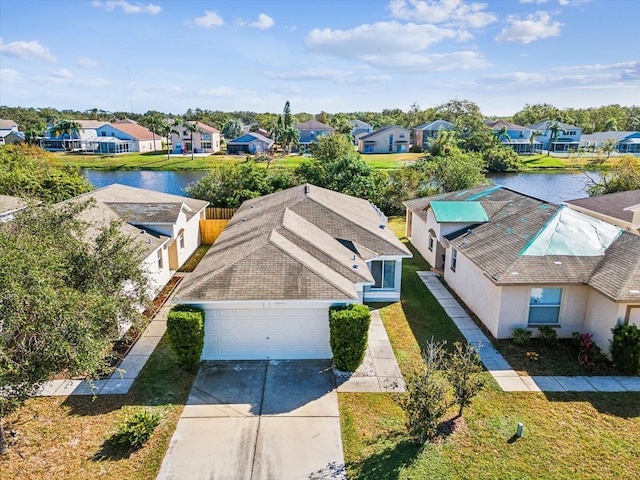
200,207,237,244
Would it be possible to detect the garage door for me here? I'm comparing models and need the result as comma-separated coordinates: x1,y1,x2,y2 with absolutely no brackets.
202,307,332,360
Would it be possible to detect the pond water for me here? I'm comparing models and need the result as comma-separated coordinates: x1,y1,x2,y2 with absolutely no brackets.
82,169,601,205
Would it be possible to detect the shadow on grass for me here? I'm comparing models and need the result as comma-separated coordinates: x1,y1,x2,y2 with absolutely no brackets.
543,391,640,418
91,437,138,461
62,337,196,416
350,437,422,480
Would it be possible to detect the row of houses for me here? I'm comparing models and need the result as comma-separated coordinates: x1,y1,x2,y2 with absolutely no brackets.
2,176,639,361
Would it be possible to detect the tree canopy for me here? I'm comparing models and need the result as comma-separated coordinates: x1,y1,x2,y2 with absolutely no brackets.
0,144,92,202
588,155,640,196
0,201,150,451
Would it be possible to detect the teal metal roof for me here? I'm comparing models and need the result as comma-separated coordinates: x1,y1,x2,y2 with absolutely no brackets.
430,201,489,223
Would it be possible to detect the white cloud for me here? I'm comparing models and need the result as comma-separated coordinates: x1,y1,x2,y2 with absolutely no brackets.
53,68,72,79
198,86,255,97
495,11,563,44
365,50,490,72
553,60,639,72
76,56,99,69
91,1,161,15
250,14,275,30
306,21,461,57
264,69,391,84
0,37,56,62
388,0,497,28
0,68,21,83
193,11,224,28
520,0,590,5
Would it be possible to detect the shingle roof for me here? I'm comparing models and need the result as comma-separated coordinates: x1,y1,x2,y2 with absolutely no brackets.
174,184,411,303
360,125,410,141
580,131,640,143
414,120,455,131
488,120,529,130
295,120,334,131
405,185,640,301
565,189,640,224
110,122,157,141
0,119,18,129
350,119,372,129
228,132,273,145
528,120,580,131
77,120,107,129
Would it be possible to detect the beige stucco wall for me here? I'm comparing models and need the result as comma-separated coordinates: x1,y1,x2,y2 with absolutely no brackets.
584,291,628,355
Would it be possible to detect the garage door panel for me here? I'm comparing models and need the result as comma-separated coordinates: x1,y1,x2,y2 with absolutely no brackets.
202,307,331,360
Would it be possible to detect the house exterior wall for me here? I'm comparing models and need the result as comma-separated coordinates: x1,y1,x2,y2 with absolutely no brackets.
171,126,221,154
363,257,404,302
584,291,628,355
142,245,172,296
298,128,332,145
358,126,410,154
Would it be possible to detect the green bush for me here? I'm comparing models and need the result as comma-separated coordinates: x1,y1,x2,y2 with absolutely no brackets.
538,326,558,347
167,305,205,370
329,304,371,372
112,411,160,449
611,324,640,374
512,327,532,345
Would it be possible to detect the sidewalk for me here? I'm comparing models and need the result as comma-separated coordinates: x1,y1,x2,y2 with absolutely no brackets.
35,305,169,397
417,271,640,393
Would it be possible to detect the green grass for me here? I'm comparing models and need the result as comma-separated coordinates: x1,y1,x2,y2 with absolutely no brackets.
177,244,212,272
1,337,196,480
340,216,640,480
520,154,568,169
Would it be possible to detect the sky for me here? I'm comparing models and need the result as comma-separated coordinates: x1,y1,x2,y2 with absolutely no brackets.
0,0,638,117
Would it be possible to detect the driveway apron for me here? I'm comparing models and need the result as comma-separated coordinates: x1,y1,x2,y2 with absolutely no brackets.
156,360,345,480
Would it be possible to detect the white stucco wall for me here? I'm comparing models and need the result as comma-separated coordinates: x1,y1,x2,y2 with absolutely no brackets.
584,291,628,355
408,212,436,267
142,244,171,296
363,257,404,302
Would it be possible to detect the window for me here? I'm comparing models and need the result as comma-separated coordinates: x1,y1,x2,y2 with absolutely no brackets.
428,234,434,251
451,248,458,271
364,144,374,153
157,249,163,269
179,233,185,250
202,133,211,140
370,260,395,289
399,133,405,138
528,288,562,324
201,141,212,149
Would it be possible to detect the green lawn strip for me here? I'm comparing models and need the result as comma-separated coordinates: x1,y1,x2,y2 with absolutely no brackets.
339,216,640,479
1,337,195,480
177,244,212,272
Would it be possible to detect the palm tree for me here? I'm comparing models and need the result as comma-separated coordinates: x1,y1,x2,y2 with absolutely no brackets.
604,118,618,131
528,130,542,155
183,121,203,161
24,120,46,145
430,129,457,156
546,121,565,156
157,121,178,161
143,113,163,152
494,126,510,143
279,125,300,154
51,119,81,151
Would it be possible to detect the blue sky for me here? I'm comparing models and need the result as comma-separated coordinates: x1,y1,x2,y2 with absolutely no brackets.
0,0,638,116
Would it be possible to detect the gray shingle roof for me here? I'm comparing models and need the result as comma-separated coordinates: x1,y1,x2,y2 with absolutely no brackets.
580,131,639,143
360,125,410,141
528,120,580,131
295,120,334,131
174,184,411,302
405,185,640,302
565,190,640,224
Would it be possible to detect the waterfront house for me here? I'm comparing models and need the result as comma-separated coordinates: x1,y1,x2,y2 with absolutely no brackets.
528,121,582,152
412,120,455,151
170,121,221,155
488,120,542,154
226,132,274,154
358,125,411,154
351,119,373,145
295,120,334,150
580,131,640,155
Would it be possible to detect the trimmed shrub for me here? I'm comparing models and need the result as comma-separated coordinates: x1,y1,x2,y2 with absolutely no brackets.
112,411,160,449
538,326,558,347
511,327,532,345
611,324,640,374
329,304,371,372
166,305,205,370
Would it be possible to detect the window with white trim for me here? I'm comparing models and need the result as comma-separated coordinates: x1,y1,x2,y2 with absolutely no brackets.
157,249,163,269
451,248,457,271
528,288,562,324
179,233,185,250
428,234,434,251
370,260,395,289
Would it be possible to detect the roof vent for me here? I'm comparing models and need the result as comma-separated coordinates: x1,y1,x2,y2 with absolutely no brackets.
379,224,386,229
630,289,639,294
467,229,473,235
353,264,358,269
140,229,146,235
554,261,562,265
304,185,310,194
250,205,254,209
242,218,247,222
147,238,152,244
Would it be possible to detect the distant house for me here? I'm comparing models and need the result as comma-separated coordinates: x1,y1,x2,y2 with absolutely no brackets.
86,122,161,154
565,190,640,234
0,194,28,222
226,132,274,155
350,119,373,145
172,184,411,360
528,121,582,152
580,131,640,155
404,185,640,354
295,120,334,150
170,121,221,154
412,120,455,151
40,120,105,151
0,119,24,145
488,120,542,154
358,125,411,154
69,184,209,294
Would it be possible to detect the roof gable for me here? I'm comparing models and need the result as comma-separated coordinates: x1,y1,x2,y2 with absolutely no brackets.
430,201,489,223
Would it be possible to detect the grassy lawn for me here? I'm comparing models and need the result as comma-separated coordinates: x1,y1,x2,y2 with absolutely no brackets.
176,243,212,272
340,217,640,479
1,337,195,480
54,150,422,171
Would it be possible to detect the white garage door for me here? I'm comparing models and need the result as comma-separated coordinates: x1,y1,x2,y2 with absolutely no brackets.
202,307,332,360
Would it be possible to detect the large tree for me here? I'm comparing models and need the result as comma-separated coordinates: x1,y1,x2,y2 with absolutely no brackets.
222,120,242,141
588,155,640,196
417,148,488,193
51,119,82,151
182,121,203,161
156,120,178,160
0,144,92,202
0,202,150,453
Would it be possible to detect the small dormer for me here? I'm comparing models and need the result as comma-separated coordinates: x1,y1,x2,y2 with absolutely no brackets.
623,203,640,232
429,201,489,238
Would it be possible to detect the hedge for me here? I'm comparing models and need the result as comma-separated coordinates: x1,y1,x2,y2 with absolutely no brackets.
611,323,640,374
329,304,371,372
166,304,205,370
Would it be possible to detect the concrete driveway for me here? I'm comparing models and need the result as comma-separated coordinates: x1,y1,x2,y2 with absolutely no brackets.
156,360,345,480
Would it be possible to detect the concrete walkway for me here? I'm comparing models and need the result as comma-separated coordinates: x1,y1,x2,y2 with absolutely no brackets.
156,360,345,480
417,271,640,393
336,310,405,393
35,305,169,397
